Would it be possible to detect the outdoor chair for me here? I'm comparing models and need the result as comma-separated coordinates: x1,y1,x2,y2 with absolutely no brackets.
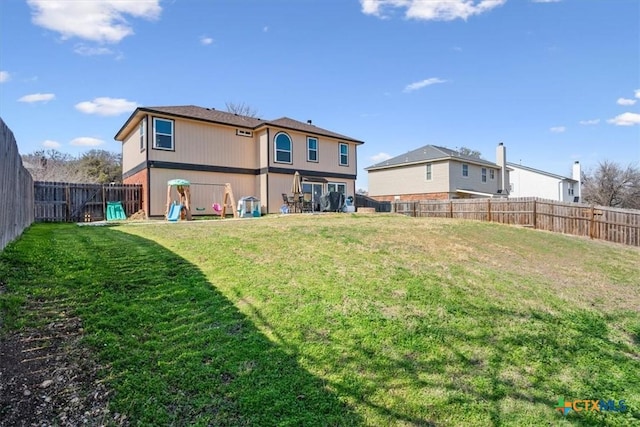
282,193,296,212
301,193,313,212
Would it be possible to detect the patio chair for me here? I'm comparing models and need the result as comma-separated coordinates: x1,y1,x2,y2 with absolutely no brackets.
301,193,313,212
282,193,296,212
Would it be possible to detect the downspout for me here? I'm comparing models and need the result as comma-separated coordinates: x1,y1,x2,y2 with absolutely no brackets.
266,128,270,213
144,115,151,219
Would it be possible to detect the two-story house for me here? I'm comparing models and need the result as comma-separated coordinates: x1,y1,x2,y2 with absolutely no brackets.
115,105,363,217
507,161,581,202
366,144,509,201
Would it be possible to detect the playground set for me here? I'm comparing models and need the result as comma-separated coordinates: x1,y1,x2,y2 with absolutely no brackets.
165,180,248,221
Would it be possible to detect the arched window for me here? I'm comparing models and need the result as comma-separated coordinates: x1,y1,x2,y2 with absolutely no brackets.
275,132,292,163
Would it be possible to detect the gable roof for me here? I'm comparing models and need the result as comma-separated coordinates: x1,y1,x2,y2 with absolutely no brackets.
507,162,577,182
366,144,499,170
114,105,363,144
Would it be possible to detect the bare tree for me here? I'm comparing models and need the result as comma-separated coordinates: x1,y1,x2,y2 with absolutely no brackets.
225,101,259,118
457,147,482,158
22,150,89,182
22,149,122,183
581,160,640,209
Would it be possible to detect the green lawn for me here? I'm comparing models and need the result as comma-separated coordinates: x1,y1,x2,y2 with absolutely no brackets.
1,214,639,426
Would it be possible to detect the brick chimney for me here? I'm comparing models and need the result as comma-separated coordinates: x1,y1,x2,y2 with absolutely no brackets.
496,142,509,195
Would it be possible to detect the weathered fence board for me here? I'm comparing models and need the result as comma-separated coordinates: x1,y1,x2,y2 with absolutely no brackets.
393,197,640,247
1,119,34,251
34,182,142,222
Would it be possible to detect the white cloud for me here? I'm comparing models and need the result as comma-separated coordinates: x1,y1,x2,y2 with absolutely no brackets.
74,44,114,56
70,137,104,147
42,140,61,149
371,152,393,163
360,0,506,21
18,93,55,103
27,0,161,44
531,0,561,3
200,36,213,45
635,89,640,99
579,119,600,125
404,77,447,93
617,97,637,106
550,126,566,133
75,97,138,116
607,112,640,126
0,71,9,83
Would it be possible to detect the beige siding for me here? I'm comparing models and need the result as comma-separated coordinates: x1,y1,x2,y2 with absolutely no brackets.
269,129,357,177
449,161,500,194
148,115,258,169
121,116,147,174
258,130,269,169
148,169,258,217
368,161,449,196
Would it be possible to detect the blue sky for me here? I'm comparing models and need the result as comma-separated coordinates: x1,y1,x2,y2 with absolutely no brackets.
0,0,638,191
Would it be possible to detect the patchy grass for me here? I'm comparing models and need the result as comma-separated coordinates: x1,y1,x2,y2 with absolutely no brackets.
1,214,639,426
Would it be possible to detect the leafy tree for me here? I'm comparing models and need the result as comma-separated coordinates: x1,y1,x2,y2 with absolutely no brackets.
77,150,122,183
225,101,259,118
581,160,640,209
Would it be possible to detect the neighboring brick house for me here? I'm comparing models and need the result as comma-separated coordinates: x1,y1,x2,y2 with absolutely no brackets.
366,144,509,201
115,105,364,216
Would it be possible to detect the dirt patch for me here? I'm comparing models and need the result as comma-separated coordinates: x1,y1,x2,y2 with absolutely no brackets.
0,316,127,426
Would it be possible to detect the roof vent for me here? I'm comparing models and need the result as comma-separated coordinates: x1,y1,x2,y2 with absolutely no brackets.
307,119,313,125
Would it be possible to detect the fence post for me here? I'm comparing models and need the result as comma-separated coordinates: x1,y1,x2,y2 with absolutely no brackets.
449,200,453,218
487,199,492,222
532,199,537,229
589,206,595,239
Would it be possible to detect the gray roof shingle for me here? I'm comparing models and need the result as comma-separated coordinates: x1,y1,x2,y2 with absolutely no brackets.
115,105,363,143
366,144,498,170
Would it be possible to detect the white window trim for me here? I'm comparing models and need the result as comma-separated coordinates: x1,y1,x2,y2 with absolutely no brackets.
328,182,346,193
425,163,432,181
236,129,253,137
152,117,174,151
139,118,146,152
462,163,469,178
481,168,487,183
274,132,292,164
307,137,318,162
339,143,349,166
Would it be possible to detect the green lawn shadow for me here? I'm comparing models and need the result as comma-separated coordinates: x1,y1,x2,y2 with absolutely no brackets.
3,224,363,426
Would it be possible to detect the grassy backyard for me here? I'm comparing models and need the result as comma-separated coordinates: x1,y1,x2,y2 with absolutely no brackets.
1,214,639,426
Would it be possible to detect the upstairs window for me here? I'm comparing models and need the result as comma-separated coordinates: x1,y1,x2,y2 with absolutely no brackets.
490,169,495,180
481,168,487,182
307,137,318,162
425,163,432,181
237,129,252,137
462,163,469,177
153,118,174,150
339,143,348,166
275,132,292,163
139,119,146,151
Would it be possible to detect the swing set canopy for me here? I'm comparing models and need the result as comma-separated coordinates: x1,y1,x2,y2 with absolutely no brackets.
168,179,190,186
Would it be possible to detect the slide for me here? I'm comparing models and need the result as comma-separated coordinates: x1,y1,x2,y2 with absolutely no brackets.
167,203,182,221
106,201,126,221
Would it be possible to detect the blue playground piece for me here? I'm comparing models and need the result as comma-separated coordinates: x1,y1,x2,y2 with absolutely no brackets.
106,201,126,221
167,202,182,221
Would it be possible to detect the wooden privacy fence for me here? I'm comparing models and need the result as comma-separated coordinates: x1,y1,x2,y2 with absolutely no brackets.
1,119,34,251
34,181,142,222
393,197,640,246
